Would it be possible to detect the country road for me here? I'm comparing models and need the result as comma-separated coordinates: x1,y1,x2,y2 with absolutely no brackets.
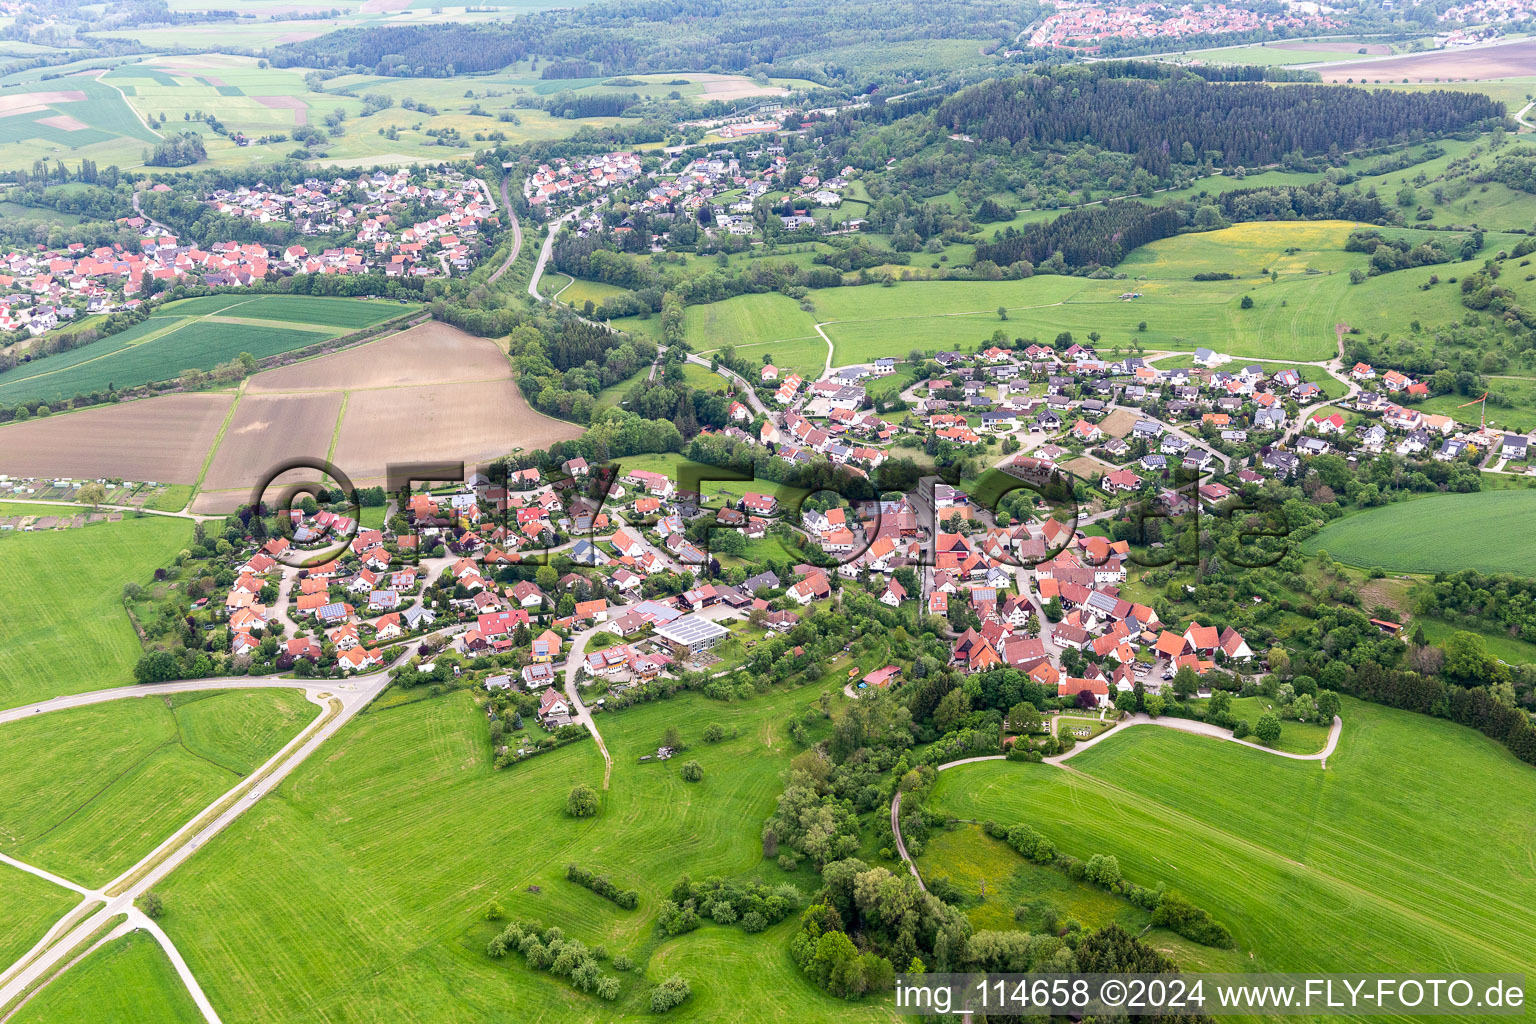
131,189,172,234
0,497,213,521
529,209,580,301
561,620,616,789
0,631,462,1018
486,174,524,286
0,675,367,725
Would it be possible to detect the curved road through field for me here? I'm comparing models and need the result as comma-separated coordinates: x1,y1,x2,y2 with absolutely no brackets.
890,714,1342,890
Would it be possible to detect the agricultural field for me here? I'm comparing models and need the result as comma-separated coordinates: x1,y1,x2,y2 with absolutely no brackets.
9,929,203,1024
244,319,504,393
1314,38,1536,83
0,512,192,710
0,690,319,886
0,50,679,171
0,71,161,171
0,862,83,980
1302,489,1536,575
928,697,1536,984
333,380,582,482
16,56,801,172
0,394,234,485
1167,40,1396,66
193,322,580,511
0,295,410,405
152,684,892,1024
197,391,344,495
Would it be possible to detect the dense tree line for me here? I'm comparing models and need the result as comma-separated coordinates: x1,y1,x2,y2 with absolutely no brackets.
1328,658,1536,767
506,319,655,423
1346,229,1453,275
1213,180,1393,223
935,70,1503,177
973,200,1182,270
565,864,639,909
1412,570,1536,650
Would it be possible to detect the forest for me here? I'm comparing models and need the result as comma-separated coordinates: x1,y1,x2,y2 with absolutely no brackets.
270,0,1042,82
935,68,1505,176
972,200,1182,270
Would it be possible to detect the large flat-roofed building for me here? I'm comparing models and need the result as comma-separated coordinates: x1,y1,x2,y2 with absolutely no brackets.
654,614,731,654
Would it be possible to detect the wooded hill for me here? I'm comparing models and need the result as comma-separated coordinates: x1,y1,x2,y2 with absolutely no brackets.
936,68,1505,176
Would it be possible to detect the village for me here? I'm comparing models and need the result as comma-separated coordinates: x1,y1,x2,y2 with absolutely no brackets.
0,168,496,343
525,144,860,238
13,318,1510,762
1024,0,1341,51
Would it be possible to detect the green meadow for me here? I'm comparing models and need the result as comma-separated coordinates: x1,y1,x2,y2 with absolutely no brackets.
1302,489,1536,575
0,514,192,710
927,698,1536,989
610,220,1510,370
154,685,893,1023
913,824,1245,973
0,861,83,978
10,929,203,1024
0,296,408,404
0,689,318,886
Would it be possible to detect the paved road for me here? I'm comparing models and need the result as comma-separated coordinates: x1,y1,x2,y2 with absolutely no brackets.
486,176,524,286
529,208,583,301
561,620,616,788
683,352,770,417
131,189,172,234
0,630,461,1014
1048,712,1343,767
890,790,924,891
0,676,366,725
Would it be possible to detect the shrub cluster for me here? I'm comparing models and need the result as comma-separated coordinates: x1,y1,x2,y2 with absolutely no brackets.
566,864,639,909
649,975,692,1012
485,920,621,1000
663,875,802,935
